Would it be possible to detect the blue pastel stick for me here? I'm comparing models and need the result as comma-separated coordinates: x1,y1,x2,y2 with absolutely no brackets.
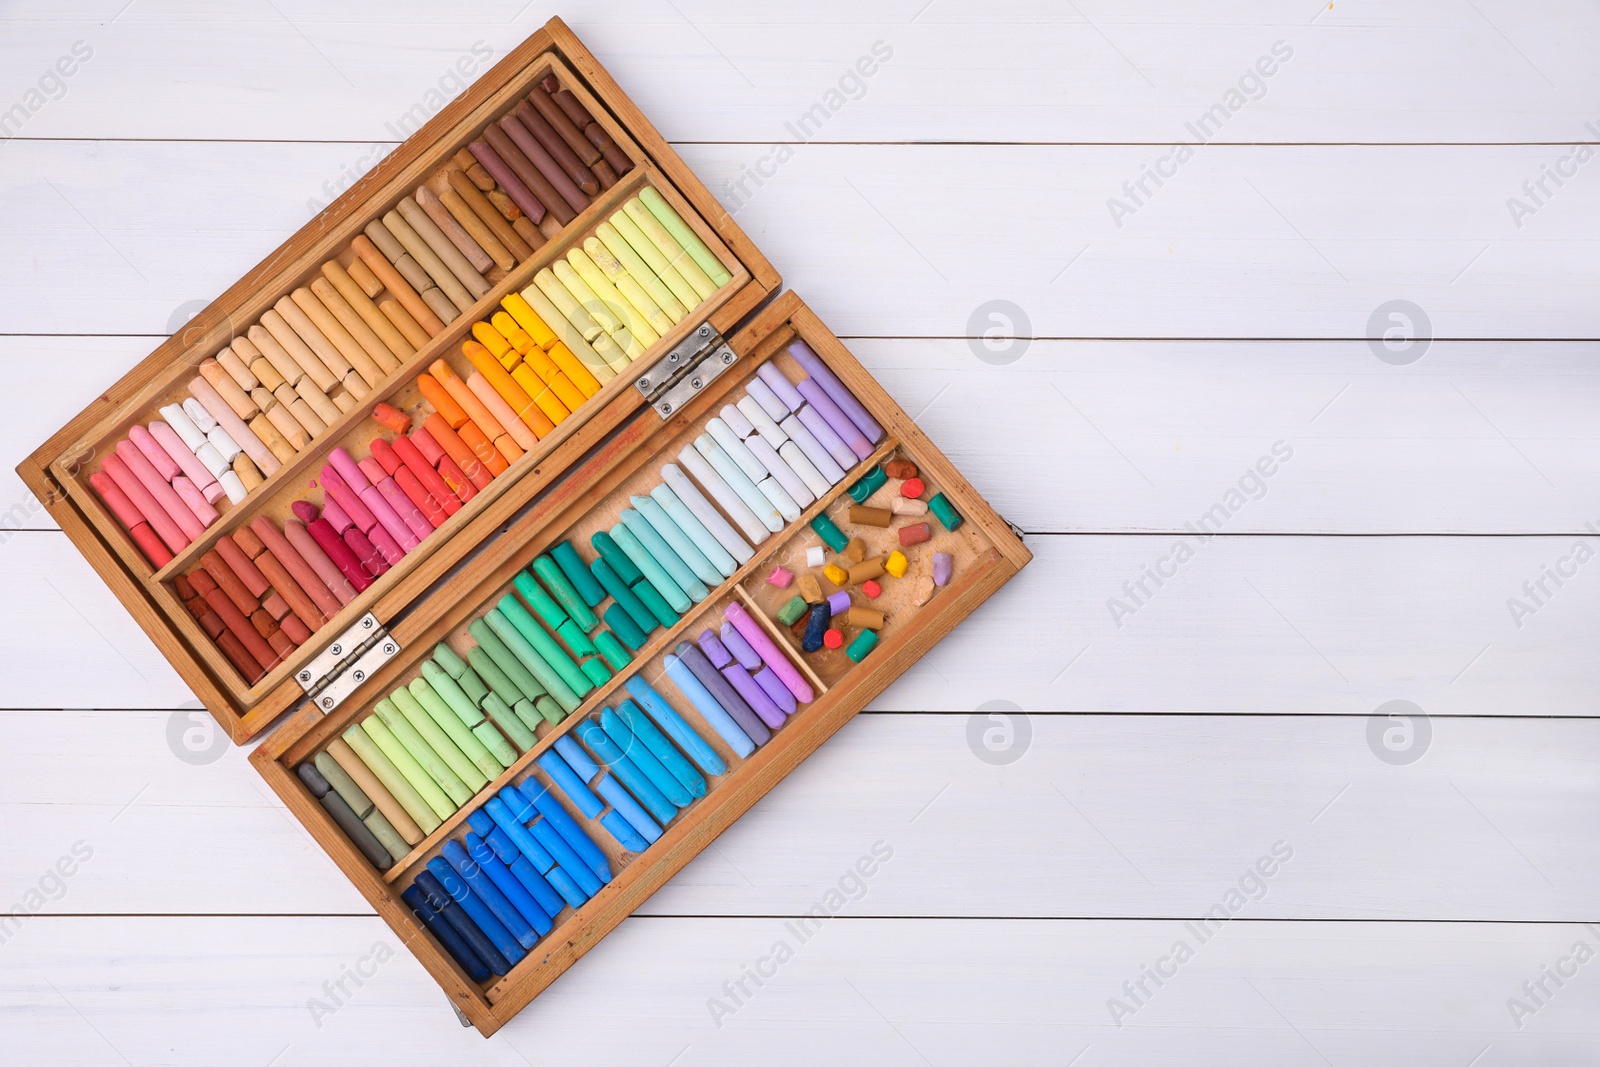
484,796,555,869
402,883,490,983
624,674,726,776
598,704,693,808
443,840,539,950
415,869,512,976
650,484,738,578
474,819,567,920
537,751,603,817
526,814,602,899
663,652,755,758
617,698,707,797
464,832,553,937
426,857,526,966
521,778,612,883
601,809,650,852
554,734,600,781
576,718,678,824
498,786,590,909
628,498,722,588
596,774,662,843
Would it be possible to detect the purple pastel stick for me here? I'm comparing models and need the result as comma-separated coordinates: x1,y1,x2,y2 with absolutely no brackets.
723,664,786,729
756,363,804,413
788,339,884,444
826,591,851,616
933,552,954,587
797,378,872,461
753,666,797,717
719,621,762,671
745,379,789,422
724,601,813,703
698,628,733,669
796,404,858,472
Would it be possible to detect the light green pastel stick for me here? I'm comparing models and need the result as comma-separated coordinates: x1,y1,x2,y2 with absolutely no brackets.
624,197,715,301
466,644,529,706
468,620,547,703
511,697,544,733
432,642,470,679
388,687,484,794
486,605,585,712
314,751,374,818
609,209,700,312
408,678,502,780
483,692,537,751
374,695,475,807
420,661,486,727
358,715,455,822
512,569,569,631
627,498,721,587
595,221,688,323
342,724,441,834
610,521,692,613
639,186,732,287
363,809,410,860
456,667,491,708
497,595,591,699
471,720,520,766
534,695,566,726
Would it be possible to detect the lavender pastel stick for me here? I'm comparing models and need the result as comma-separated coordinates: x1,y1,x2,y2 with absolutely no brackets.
797,377,872,461
753,666,798,717
719,621,762,671
698,628,733,668
745,378,790,422
756,363,804,412
723,663,786,729
724,601,813,703
788,339,884,444
662,653,754,758
675,642,770,745
796,404,858,472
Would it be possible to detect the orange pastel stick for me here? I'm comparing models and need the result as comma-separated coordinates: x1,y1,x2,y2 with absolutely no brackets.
417,372,470,429
423,413,494,490
430,360,520,464
456,419,510,476
462,340,554,437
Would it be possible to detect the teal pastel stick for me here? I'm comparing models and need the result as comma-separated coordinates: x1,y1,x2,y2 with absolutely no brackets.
604,602,648,651
617,508,707,601
617,698,707,798
580,656,613,687
498,594,592,698
610,522,692,614
555,618,597,658
599,705,692,808
594,629,633,671
513,570,568,631
590,557,658,636
629,576,680,629
551,540,607,607
629,496,722,588
575,717,679,823
623,674,726,776
662,652,755,758
589,530,643,586
651,484,738,578
488,603,587,711
533,556,598,632
467,622,547,704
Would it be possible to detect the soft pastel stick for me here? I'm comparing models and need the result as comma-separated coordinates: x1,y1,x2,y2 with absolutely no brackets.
476,821,569,921
707,417,799,518
550,542,607,608
357,716,454,824
491,600,588,708
422,414,492,492
781,414,847,486
621,503,716,594
361,456,435,542
442,840,540,951
339,727,439,835
595,775,662,844
414,869,513,976
253,516,340,619
394,684,492,789
675,641,770,746
661,654,753,758
662,461,756,561
623,197,715,300
607,524,692,613
401,883,491,982
677,443,770,544
798,378,873,461
639,186,732,286
646,486,736,580
188,377,281,477
374,694,475,806
594,221,688,324
303,511,373,591
600,808,651,852
753,667,797,717
615,698,707,798
553,734,599,781
468,620,547,705
147,420,224,504
411,675,507,778
694,435,785,533
719,621,762,672
589,558,657,637
521,812,602,901
575,718,677,825
89,470,173,567
756,363,805,413
285,519,357,605
597,705,690,809
744,432,813,510
489,792,588,909
426,857,526,966
101,453,188,554
608,208,700,312
531,556,599,631
725,601,814,703
463,831,553,937
389,434,462,516
736,392,789,449
790,339,883,442
114,440,204,541
722,661,786,730
536,752,603,817
520,777,612,883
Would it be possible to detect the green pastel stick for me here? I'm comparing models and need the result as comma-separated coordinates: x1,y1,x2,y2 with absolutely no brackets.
455,665,491,707
617,512,709,601
594,629,634,671
605,602,648,650
551,540,607,607
314,751,373,818
639,186,732,286
848,466,887,504
628,498,721,588
532,556,598,632
407,678,501,781
846,628,879,662
513,570,568,631
590,530,642,585
342,724,441,834
486,606,585,712
469,619,547,703
497,595,592,699
471,720,519,767
590,557,657,635
379,693,477,804
811,513,849,552
431,642,470,678
580,657,613,688
363,809,410,860
777,595,808,626
466,643,530,706
928,491,964,531
534,695,566,725
628,576,679,629
390,686,484,792
420,661,486,727
511,697,544,733
359,715,456,821
483,692,538,751
556,618,597,658
610,522,692,613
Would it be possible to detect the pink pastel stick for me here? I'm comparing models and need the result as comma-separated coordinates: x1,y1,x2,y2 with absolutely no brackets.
188,376,280,477
128,424,181,481
147,421,223,504
355,478,418,553
723,601,813,703
344,525,389,576
319,465,379,535
115,439,204,541
361,456,433,542
88,469,146,529
284,519,356,605
328,448,370,492
171,476,219,527
320,495,355,534
101,453,188,554
363,518,406,565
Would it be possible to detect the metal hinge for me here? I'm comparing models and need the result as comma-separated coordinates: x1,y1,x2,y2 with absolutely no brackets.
633,321,737,418
295,612,401,712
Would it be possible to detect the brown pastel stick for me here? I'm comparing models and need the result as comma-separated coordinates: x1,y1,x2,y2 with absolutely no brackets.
510,216,545,251
592,159,618,190
346,257,384,298
325,736,425,845
482,125,571,225
253,516,340,620
241,328,302,388
199,582,276,674
251,609,276,640
271,298,363,397
416,185,494,273
377,297,431,350
249,414,297,462
309,276,400,378
421,286,462,325
201,550,257,615
527,85,600,165
232,525,266,558
848,504,892,528
232,335,285,392
846,606,885,630
268,629,297,658
290,287,381,389
584,121,632,175
215,536,270,597
848,556,886,585
351,234,446,337
174,575,197,601
321,260,414,365
284,519,357,606
248,542,325,632
484,187,520,222
215,628,265,682
445,169,532,261
233,453,264,491
382,208,476,314
198,358,258,419
500,110,590,216
466,164,495,191
452,147,479,171
328,385,357,414
436,186,513,271
396,196,491,301
513,99,597,197
550,84,591,127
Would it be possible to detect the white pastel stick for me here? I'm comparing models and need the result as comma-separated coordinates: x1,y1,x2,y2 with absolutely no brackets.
217,470,248,504
737,396,787,451
661,463,753,564
779,439,833,498
746,434,814,509
720,403,756,439
694,435,783,534
780,415,845,485
678,443,770,543
207,425,242,464
745,377,790,421
181,397,218,433
188,378,281,477
805,545,826,567
707,418,768,484
161,404,208,451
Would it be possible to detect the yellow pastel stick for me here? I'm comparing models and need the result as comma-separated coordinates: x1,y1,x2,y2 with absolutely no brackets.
472,321,513,361
517,283,617,382
515,348,586,412
491,311,538,357
546,341,600,399
499,293,558,351
585,237,675,336
623,197,716,302
569,246,661,351
595,222,688,323
510,364,572,427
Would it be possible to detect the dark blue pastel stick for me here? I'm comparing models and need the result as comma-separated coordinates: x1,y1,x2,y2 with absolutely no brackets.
601,809,650,852
426,857,526,966
402,883,490,983
464,832,553,937
485,796,556,870
537,751,603,817
598,704,693,808
617,698,707,798
442,840,540,950
576,718,678,824
596,774,662,844
498,786,591,909
624,674,726,776
478,821,567,920
527,814,603,898
520,778,612,883
554,734,600,780
415,870,511,976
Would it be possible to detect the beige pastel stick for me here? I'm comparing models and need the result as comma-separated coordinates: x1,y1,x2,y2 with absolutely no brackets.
309,277,399,380
252,387,310,450
233,335,286,392
198,357,258,419
292,285,383,388
327,385,357,415
416,185,493,274
446,168,533,261
233,453,264,492
250,413,296,462
242,327,304,388
437,185,513,271
346,258,384,298
321,260,414,365
260,309,338,392
215,347,259,391
275,294,367,398
252,330,340,427
384,207,476,313
325,737,424,845
274,382,326,438
377,297,431,350
420,287,461,326
396,197,491,302
351,234,446,337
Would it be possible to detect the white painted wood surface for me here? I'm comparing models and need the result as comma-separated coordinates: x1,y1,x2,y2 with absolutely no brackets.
4,2,1599,1062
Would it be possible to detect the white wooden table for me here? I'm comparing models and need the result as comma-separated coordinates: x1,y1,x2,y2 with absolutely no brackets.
3,2,1599,1063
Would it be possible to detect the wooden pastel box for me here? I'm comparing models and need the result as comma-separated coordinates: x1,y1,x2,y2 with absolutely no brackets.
19,17,1030,1035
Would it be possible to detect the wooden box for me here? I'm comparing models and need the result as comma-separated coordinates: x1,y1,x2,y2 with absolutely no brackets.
19,18,1030,1035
